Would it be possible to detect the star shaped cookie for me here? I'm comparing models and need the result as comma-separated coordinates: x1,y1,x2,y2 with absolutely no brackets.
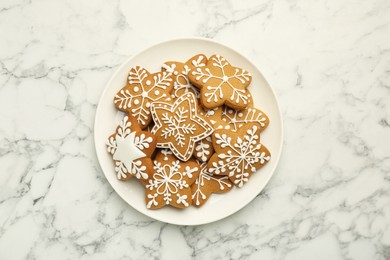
114,66,173,129
106,115,157,181
188,54,252,110
150,92,214,161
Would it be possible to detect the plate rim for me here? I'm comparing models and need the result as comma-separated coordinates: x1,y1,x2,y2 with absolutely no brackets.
94,37,284,225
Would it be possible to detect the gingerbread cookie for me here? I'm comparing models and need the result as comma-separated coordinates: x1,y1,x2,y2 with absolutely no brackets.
220,106,269,131
191,162,233,207
146,151,200,209
106,115,156,181
188,54,252,110
162,54,208,99
114,66,173,129
208,124,271,187
150,92,214,161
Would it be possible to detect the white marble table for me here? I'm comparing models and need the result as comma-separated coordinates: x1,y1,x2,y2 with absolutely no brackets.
1,0,389,259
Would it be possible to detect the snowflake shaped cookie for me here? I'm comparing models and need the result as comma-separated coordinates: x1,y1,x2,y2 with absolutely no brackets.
162,54,208,99
208,124,271,187
150,92,214,161
191,162,233,207
146,152,200,209
114,66,173,129
220,106,269,132
106,115,157,181
188,54,252,110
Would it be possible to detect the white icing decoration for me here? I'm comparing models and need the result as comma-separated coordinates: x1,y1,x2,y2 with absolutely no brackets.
161,107,196,147
114,67,172,126
161,148,173,161
133,133,153,150
113,131,146,167
191,55,251,104
174,73,200,98
209,125,270,187
194,136,212,162
176,194,189,207
191,55,206,67
205,109,215,116
183,165,198,178
161,63,176,73
113,161,128,179
146,193,158,208
106,116,153,180
146,160,189,208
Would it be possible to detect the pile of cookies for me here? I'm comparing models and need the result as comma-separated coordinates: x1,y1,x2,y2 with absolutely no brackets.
106,54,271,209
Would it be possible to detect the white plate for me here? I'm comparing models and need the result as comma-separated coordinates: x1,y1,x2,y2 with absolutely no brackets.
94,38,283,225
